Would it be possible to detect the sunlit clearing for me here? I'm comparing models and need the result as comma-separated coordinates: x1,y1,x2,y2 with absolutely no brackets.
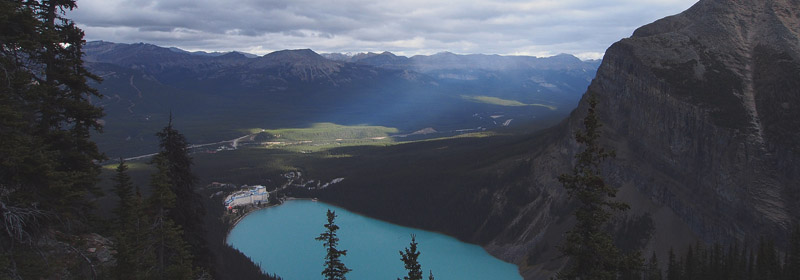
323,154,354,158
102,161,151,170
241,123,399,153
461,95,557,110
258,123,399,141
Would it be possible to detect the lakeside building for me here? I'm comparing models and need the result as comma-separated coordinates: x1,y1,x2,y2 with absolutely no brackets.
224,185,269,209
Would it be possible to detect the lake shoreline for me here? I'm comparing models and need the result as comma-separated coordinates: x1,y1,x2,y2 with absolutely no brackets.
227,199,523,279
224,196,315,241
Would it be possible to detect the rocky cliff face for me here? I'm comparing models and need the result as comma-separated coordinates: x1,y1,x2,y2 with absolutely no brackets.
480,0,800,278
597,0,800,240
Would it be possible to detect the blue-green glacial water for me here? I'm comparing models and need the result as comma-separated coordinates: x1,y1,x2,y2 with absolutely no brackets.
227,199,522,279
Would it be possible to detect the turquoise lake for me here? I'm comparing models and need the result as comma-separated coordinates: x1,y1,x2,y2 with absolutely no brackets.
227,199,522,280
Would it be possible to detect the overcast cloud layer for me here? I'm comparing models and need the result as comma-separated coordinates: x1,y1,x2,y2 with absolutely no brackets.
67,0,698,59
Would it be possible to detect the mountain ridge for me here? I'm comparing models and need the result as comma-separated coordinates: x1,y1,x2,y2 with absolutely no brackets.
322,50,599,72
84,41,598,158
481,0,800,277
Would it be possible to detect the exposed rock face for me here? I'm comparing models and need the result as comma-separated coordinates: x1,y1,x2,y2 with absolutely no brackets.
596,0,800,240
481,0,800,278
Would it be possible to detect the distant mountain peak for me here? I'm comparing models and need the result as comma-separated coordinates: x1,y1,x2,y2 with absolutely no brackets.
218,51,248,59
269,48,320,56
551,53,577,58
432,51,457,56
541,53,582,64
231,51,259,58
262,49,326,62
168,47,189,54
249,49,344,81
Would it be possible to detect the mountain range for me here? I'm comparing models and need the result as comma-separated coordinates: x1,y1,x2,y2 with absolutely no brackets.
84,41,599,157
292,0,800,278
323,51,599,72
83,0,799,279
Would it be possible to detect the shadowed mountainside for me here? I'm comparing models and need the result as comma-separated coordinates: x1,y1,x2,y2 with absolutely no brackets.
489,0,800,277
303,0,800,279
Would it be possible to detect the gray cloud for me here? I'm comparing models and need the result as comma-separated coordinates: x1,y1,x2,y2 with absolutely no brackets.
68,0,698,59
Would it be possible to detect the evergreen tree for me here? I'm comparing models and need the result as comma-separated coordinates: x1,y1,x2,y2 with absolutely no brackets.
129,185,157,280
556,93,630,280
111,159,156,280
428,270,435,280
698,243,710,279
149,155,194,280
748,249,755,280
666,248,681,280
643,252,663,280
664,235,800,280
785,226,800,280
112,159,136,279
0,0,102,230
399,234,423,280
726,241,740,280
684,245,697,280
619,251,644,280
710,243,725,280
112,159,135,222
1,1,103,277
755,237,781,280
316,209,351,280
154,117,211,269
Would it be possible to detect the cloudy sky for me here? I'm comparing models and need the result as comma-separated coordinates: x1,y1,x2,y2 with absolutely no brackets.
68,0,698,60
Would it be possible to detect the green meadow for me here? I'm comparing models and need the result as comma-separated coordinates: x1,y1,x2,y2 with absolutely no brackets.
462,95,558,110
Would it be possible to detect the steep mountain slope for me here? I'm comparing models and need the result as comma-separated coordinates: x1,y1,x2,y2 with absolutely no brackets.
305,0,799,279
485,0,800,277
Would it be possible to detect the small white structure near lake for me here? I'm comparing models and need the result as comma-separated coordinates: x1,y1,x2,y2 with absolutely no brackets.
224,185,269,209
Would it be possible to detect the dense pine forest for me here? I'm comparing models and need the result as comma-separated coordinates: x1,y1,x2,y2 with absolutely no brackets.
658,227,800,280
3,0,799,279
0,1,275,279
1,0,106,277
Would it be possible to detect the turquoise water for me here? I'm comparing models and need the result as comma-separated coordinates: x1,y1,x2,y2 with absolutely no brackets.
227,199,522,280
